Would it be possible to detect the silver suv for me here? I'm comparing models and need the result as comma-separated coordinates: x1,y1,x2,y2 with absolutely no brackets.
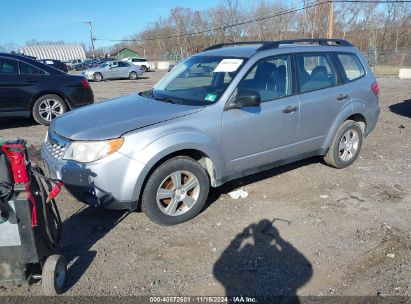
41,39,380,225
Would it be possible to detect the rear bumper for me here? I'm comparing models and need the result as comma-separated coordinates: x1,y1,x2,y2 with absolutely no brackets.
365,105,380,136
67,88,94,109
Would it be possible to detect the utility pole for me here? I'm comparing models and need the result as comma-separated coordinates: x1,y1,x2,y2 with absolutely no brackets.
327,0,334,39
84,20,95,58
220,26,226,44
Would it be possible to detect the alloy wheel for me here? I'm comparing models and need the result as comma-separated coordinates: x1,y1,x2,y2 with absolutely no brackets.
156,170,200,216
38,99,64,122
338,129,360,161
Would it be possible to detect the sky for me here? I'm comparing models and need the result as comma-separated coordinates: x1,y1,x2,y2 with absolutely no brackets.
0,0,223,50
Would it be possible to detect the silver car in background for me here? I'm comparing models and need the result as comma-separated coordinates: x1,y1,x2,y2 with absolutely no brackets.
42,38,380,226
81,60,144,82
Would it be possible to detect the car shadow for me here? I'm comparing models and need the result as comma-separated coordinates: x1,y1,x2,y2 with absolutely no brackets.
62,206,129,292
0,118,36,130
389,99,411,118
204,156,321,211
213,219,312,299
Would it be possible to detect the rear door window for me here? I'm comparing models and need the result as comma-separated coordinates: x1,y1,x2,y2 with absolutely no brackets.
337,53,365,81
19,61,43,75
0,58,18,74
296,53,337,93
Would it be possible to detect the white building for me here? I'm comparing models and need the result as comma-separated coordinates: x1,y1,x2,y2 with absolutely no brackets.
19,44,86,61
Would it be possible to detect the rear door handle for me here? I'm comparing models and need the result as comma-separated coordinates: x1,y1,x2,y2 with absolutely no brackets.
337,94,349,100
283,105,298,113
24,78,38,83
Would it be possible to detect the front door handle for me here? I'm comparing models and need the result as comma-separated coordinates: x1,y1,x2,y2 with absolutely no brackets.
337,94,349,100
283,105,298,113
24,78,38,83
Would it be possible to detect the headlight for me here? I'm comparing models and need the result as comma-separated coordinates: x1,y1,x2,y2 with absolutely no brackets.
63,138,124,163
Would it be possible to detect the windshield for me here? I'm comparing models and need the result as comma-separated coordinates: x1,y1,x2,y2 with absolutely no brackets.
142,56,246,106
99,61,111,68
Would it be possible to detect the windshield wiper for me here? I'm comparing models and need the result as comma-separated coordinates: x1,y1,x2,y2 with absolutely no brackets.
153,96,182,104
140,89,182,104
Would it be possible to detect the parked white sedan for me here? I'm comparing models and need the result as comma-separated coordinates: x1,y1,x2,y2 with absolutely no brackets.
81,60,144,82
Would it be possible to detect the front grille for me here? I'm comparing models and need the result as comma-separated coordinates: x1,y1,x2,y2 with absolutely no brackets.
45,131,70,160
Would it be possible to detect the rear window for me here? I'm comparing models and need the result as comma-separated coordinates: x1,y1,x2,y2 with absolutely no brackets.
337,53,365,81
132,58,145,62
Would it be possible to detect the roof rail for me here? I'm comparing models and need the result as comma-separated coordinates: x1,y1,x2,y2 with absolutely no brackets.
202,38,353,52
257,38,352,51
202,41,272,52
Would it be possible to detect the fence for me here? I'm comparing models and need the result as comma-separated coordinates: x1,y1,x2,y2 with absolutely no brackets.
363,50,411,77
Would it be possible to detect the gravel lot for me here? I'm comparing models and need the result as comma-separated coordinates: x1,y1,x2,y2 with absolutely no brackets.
0,70,410,297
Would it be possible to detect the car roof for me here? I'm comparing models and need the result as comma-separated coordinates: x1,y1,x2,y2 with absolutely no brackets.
0,52,64,74
197,41,356,58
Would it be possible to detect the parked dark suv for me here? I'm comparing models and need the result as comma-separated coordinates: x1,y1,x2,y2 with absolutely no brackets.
0,53,94,125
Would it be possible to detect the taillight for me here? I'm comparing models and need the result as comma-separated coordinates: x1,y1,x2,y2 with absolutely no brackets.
371,81,379,96
81,79,90,90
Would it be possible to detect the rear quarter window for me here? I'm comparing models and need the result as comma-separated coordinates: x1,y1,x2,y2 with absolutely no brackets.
337,53,365,81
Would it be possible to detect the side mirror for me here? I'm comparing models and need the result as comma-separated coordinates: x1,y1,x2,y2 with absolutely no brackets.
233,90,261,108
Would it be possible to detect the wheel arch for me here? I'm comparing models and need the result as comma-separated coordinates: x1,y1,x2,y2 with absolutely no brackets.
130,147,220,211
322,107,367,153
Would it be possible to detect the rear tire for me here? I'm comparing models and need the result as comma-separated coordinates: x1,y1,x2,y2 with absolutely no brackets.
140,65,147,72
324,120,363,169
93,72,103,82
129,71,138,80
142,156,209,226
32,94,67,126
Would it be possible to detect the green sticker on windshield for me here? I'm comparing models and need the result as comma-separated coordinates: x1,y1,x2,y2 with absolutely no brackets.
205,94,217,102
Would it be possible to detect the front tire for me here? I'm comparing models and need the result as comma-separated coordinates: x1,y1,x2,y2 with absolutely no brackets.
32,94,67,125
324,120,363,169
141,156,210,225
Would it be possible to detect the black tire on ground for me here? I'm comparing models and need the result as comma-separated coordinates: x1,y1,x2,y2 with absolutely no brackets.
324,120,363,169
32,94,67,126
42,254,67,295
141,156,210,226
93,72,103,82
141,65,147,72
129,71,138,80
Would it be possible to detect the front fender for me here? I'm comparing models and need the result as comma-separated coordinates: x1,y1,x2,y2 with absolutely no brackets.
128,130,223,209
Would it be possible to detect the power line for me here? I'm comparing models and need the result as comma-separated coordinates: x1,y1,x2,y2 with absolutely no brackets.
93,0,411,43
94,0,324,42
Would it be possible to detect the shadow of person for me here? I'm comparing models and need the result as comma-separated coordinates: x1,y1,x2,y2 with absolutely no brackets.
389,99,411,118
61,206,129,291
213,219,312,301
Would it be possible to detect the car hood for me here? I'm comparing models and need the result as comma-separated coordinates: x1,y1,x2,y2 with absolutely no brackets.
51,94,204,140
